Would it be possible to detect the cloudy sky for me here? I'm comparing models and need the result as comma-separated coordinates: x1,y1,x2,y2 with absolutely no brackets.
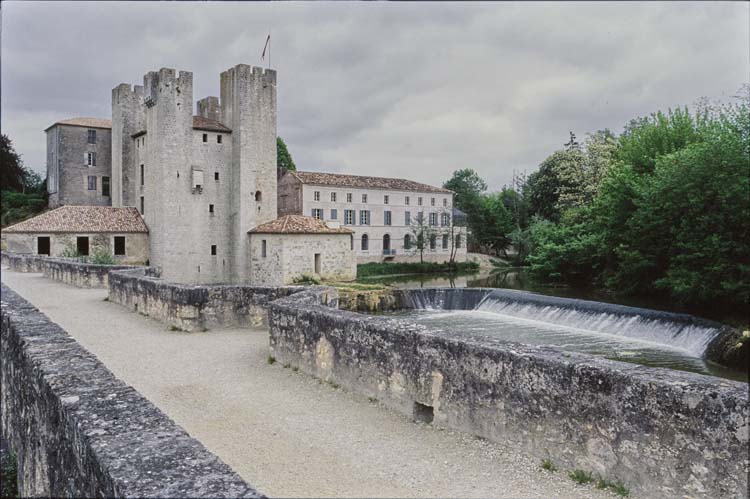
2,1,748,190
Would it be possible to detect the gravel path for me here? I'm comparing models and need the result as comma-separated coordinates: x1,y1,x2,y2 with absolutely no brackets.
2,270,619,499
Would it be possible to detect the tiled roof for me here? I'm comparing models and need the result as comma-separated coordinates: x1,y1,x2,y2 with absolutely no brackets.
288,170,452,194
3,206,148,233
45,117,112,131
248,215,353,235
192,116,232,132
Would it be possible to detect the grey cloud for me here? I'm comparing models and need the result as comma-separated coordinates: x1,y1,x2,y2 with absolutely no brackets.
2,1,747,192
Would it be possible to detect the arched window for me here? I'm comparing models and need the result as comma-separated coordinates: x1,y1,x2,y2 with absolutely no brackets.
442,234,449,249
404,234,411,250
255,190,262,202
361,234,369,251
383,234,391,251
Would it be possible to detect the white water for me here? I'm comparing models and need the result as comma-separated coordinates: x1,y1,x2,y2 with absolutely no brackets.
474,299,721,358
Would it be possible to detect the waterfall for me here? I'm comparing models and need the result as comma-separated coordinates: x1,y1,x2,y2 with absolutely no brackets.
474,290,724,357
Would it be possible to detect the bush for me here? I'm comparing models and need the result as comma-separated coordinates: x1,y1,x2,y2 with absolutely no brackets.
90,246,116,265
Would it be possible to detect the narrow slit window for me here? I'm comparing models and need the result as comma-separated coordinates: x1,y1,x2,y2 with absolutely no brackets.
211,245,217,256
217,135,222,144
202,133,208,142
261,240,267,257
209,204,215,214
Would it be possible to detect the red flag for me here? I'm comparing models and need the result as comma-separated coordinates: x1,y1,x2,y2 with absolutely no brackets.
261,34,270,61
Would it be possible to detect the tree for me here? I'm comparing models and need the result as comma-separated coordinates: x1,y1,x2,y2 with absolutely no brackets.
277,136,296,171
444,169,489,250
406,213,440,263
1,134,26,192
475,193,515,256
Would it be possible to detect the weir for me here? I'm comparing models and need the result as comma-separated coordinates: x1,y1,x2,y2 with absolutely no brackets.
395,288,741,371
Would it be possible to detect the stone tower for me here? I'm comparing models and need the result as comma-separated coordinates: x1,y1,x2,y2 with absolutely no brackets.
220,65,278,283
110,64,277,284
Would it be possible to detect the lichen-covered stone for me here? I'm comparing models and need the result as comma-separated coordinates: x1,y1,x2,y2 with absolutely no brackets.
1,284,263,497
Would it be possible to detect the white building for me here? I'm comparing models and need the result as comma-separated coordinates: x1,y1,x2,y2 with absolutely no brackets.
277,170,468,263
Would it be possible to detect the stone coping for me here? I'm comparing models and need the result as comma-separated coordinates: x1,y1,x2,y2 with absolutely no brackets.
1,284,263,497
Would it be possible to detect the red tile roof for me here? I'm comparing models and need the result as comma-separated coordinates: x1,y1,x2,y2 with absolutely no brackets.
248,215,353,234
192,116,232,132
287,170,453,194
3,206,148,233
45,117,112,131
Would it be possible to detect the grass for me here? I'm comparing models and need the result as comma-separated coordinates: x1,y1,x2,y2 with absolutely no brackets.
291,366,299,372
541,459,557,472
283,363,291,369
368,396,378,403
596,477,630,497
569,469,594,485
267,355,276,365
356,260,479,278
331,281,388,292
102,297,109,302
168,325,183,332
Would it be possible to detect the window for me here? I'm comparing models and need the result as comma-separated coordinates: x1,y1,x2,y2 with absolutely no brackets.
361,234,369,251
211,245,217,256
76,236,90,256
87,176,97,191
405,211,411,225
429,213,438,226
362,193,368,203
255,191,262,202
102,176,110,197
114,236,126,256
214,172,219,181
442,234,449,249
330,208,338,220
140,164,145,185
443,198,448,207
85,152,96,166
312,208,323,220
384,210,392,226
359,210,370,225
37,237,50,256
140,196,145,214
261,240,267,257
456,234,462,248
384,195,389,205
314,191,321,201
87,129,96,144
209,204,215,214
217,135,222,144
418,197,423,206
429,235,436,250
202,133,208,143
441,213,450,226
431,197,435,206
331,192,337,202
344,209,355,225
404,234,412,249
405,196,410,205
417,212,424,224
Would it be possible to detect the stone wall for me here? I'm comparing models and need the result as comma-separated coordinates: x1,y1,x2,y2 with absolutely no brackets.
47,124,113,208
0,285,262,497
2,252,139,288
2,232,149,265
268,287,749,499
108,267,302,331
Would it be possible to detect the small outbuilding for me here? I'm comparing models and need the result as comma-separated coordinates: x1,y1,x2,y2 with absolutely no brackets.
2,205,149,264
248,215,356,285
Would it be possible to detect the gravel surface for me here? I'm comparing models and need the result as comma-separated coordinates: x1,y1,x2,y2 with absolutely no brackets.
2,269,621,499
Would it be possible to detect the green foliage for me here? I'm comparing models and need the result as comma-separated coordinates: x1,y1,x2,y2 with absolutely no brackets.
475,192,515,255
541,459,557,472
90,246,116,265
357,261,479,278
523,89,750,312
277,136,296,171
267,355,276,365
60,244,82,259
1,191,47,227
0,446,18,498
293,273,322,285
1,134,48,227
569,469,594,485
1,134,25,192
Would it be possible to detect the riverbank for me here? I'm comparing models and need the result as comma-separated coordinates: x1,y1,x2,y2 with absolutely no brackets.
357,261,479,278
